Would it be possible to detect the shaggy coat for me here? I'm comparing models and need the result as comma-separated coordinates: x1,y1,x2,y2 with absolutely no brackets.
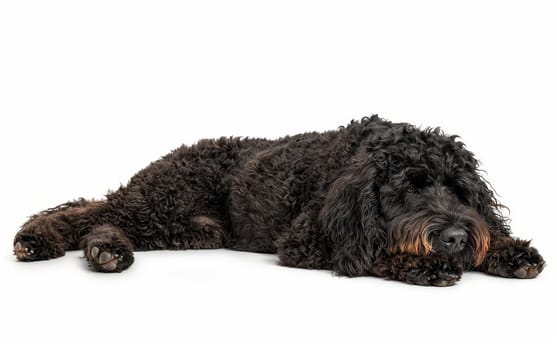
13,116,544,286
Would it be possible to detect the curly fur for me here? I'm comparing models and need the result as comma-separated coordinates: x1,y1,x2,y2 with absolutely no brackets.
12,116,545,286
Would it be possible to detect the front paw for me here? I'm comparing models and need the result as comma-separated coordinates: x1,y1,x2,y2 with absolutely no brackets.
381,254,464,287
406,262,463,287
485,243,545,279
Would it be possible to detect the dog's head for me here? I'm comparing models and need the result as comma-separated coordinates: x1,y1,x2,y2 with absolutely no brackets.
320,119,507,276
380,167,490,267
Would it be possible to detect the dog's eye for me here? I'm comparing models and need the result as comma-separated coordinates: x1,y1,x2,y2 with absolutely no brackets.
406,185,416,193
408,172,427,190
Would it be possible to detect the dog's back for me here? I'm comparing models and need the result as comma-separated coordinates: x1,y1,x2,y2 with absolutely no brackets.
115,117,385,252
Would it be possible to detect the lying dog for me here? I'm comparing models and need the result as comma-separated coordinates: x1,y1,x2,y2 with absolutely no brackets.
13,116,544,286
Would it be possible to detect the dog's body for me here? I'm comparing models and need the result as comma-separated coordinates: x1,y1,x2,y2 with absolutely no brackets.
13,116,544,285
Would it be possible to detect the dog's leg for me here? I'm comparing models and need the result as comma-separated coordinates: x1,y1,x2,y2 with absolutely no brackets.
370,253,464,287
478,236,545,279
80,224,134,272
276,228,330,270
13,199,106,261
276,209,330,270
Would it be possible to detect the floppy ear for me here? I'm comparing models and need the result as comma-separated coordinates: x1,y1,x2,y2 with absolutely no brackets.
318,163,385,276
460,173,511,237
451,145,511,238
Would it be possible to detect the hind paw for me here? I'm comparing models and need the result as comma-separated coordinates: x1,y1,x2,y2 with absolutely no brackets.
85,243,133,272
13,241,37,261
13,231,65,261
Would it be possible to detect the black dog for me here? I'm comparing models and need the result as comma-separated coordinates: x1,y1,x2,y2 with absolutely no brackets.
13,116,544,286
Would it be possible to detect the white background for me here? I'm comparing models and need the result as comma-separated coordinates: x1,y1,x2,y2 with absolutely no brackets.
0,1,555,349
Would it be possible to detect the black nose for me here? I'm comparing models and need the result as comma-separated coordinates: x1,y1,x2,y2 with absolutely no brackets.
438,227,468,254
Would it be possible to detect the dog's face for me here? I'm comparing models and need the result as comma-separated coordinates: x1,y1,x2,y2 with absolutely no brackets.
320,125,504,276
379,166,490,268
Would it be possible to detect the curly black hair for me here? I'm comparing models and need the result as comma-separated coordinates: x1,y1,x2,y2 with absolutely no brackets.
13,116,544,286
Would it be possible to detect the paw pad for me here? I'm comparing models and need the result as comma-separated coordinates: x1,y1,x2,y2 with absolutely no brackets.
87,246,126,272
513,263,542,279
489,245,545,279
13,241,35,261
429,271,460,287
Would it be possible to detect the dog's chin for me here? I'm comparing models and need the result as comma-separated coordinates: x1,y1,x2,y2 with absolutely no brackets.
430,246,476,268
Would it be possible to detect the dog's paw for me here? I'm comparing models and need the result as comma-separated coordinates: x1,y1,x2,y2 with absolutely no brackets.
427,270,461,287
407,266,462,287
13,231,65,261
13,240,37,261
404,257,463,287
486,244,545,279
85,243,133,273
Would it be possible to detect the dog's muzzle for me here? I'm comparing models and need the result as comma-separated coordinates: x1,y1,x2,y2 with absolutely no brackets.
436,226,468,254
